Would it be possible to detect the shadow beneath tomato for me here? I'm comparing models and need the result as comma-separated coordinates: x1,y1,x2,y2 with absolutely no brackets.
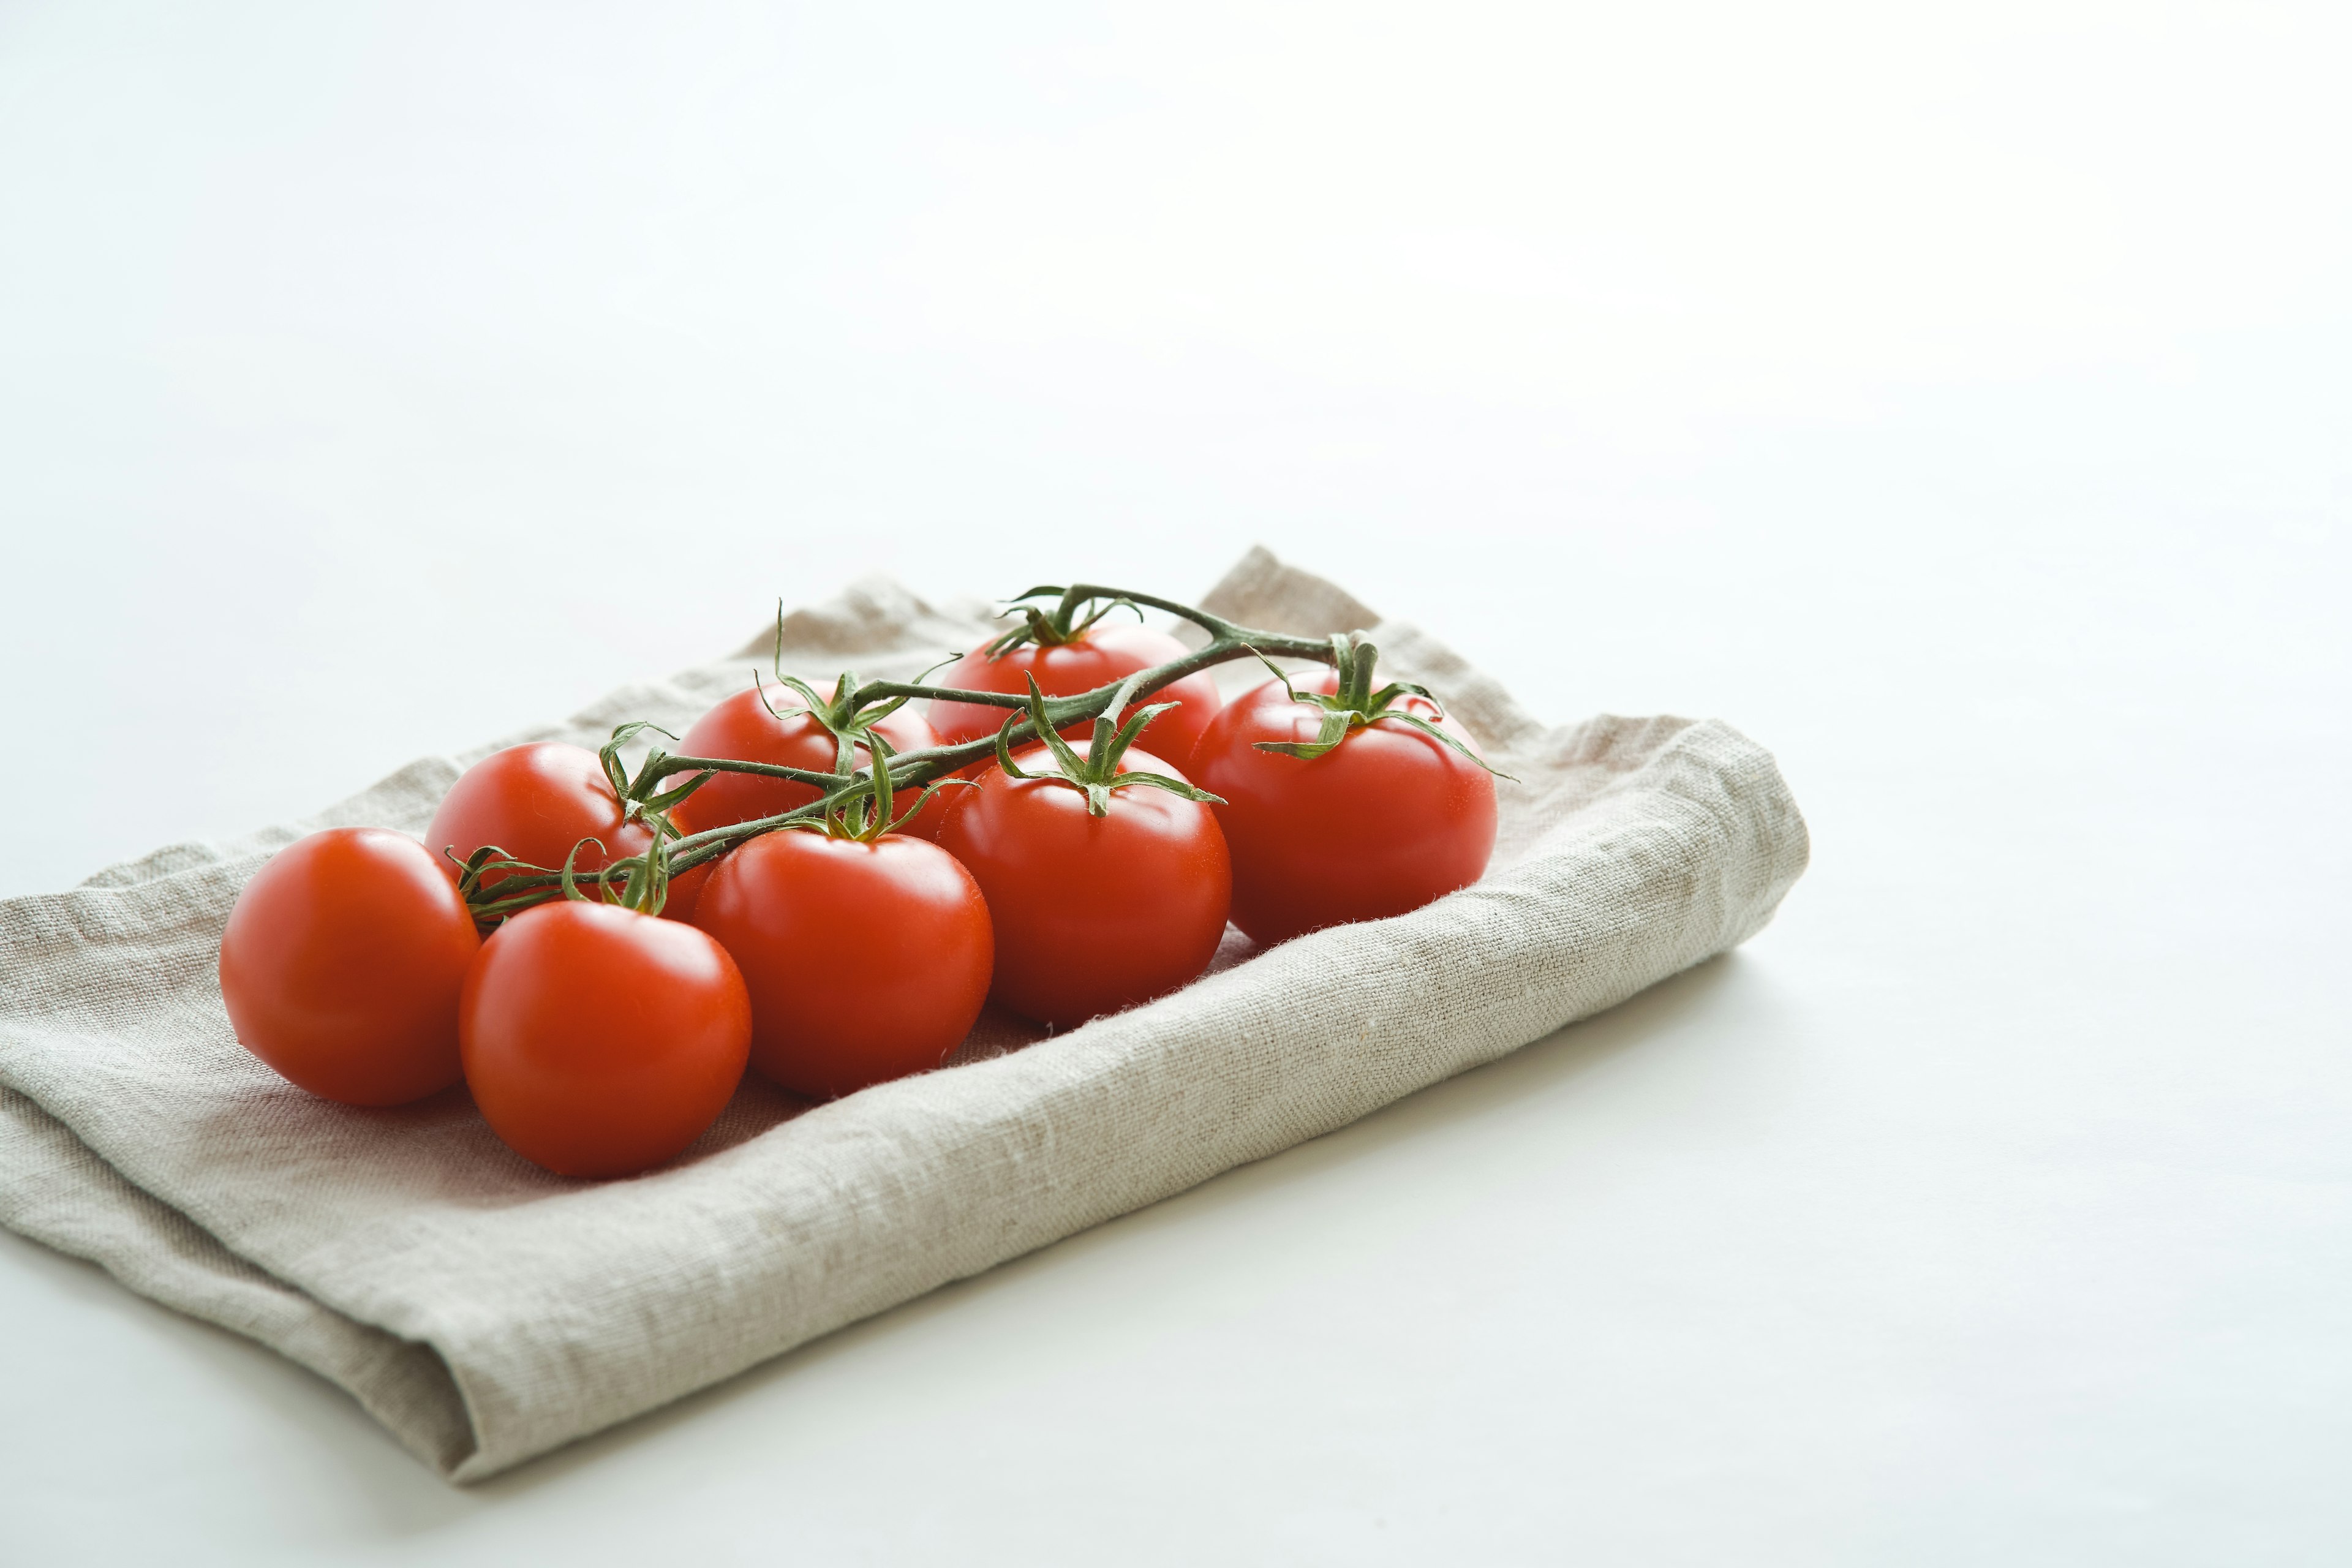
941,924,1262,1068
938,1000,1049,1068
451,948,1774,1504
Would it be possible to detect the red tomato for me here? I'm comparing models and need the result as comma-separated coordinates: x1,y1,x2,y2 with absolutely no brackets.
426,742,709,919
926,624,1223,767
668,688,948,840
692,830,992,1098
459,900,750,1178
938,747,1231,1027
217,827,479,1106
1187,670,1498,946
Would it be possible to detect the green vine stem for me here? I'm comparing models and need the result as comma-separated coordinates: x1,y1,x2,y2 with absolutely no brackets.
1244,632,1512,777
990,673,1223,818
979,584,1144,658
463,585,1392,920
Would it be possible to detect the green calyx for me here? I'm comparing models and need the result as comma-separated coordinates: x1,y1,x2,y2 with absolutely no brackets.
981,585,1145,660
600,721,724,823
993,673,1224,819
446,824,679,927
752,662,921,778
784,728,971,843
1250,633,1513,779
448,843,543,926
568,826,678,915
594,600,935,826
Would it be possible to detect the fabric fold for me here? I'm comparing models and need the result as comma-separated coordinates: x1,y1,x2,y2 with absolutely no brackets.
0,548,1808,1480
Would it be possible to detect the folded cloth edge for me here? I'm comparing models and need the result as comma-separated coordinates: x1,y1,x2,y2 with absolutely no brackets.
0,548,1809,1482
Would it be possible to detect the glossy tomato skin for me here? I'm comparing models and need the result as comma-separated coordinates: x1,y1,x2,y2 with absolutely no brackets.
217,827,480,1106
692,831,992,1098
425,742,708,919
458,900,750,1178
669,688,948,840
1187,671,1498,946
938,747,1231,1027
925,625,1223,768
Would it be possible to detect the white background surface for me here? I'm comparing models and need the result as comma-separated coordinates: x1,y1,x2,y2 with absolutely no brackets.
3,2,2348,1562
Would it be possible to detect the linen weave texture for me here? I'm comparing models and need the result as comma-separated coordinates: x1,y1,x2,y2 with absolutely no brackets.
0,549,1810,1480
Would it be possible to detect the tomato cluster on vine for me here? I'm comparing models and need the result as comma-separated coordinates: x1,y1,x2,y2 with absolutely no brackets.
217,584,1504,1178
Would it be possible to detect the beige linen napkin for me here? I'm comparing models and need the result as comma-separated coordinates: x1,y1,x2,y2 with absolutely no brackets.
0,548,1808,1481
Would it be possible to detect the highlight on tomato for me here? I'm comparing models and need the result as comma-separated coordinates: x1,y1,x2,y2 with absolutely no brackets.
217,827,481,1106
925,587,1224,769
425,741,710,920
938,676,1231,1029
459,848,751,1179
692,752,991,1099
1186,635,1503,948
